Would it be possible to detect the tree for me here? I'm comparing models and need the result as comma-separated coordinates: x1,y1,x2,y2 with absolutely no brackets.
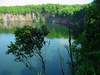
73,0,100,75
7,25,49,75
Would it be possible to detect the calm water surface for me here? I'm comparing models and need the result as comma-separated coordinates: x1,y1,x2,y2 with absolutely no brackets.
0,33,71,75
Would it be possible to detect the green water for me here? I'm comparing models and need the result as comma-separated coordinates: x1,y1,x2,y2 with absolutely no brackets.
0,21,69,38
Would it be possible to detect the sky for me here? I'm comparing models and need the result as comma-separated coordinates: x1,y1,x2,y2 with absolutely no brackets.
0,0,94,6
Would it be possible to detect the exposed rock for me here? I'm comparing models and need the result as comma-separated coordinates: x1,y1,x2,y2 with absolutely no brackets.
0,13,37,28
0,13,73,28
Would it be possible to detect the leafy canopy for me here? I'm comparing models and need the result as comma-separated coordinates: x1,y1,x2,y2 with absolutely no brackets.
7,25,49,62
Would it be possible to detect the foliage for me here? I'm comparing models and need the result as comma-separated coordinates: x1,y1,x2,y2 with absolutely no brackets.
72,1,100,75
71,7,86,38
7,25,49,72
0,4,85,15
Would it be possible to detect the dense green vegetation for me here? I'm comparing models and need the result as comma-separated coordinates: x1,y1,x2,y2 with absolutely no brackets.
0,4,86,15
72,0,100,75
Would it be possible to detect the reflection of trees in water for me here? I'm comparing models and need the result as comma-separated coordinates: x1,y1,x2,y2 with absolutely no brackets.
7,25,49,75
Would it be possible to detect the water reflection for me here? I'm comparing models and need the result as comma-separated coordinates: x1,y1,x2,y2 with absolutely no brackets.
0,33,71,75
0,18,68,38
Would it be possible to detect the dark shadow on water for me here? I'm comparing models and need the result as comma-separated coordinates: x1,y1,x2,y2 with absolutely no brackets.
21,68,33,75
0,70,12,75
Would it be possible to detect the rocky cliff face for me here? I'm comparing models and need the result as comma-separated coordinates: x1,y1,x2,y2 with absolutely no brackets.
0,13,72,28
0,13,36,28
42,13,72,25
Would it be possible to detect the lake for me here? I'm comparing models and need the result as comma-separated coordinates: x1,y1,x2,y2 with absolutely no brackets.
0,33,72,75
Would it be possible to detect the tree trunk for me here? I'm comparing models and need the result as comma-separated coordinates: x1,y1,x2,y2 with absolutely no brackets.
38,52,46,75
68,24,75,75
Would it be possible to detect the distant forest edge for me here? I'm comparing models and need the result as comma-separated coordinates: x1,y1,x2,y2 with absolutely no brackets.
0,4,91,38
0,4,89,15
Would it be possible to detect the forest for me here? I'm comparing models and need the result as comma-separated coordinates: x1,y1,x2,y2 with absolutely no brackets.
71,0,100,75
0,4,86,15
0,0,100,75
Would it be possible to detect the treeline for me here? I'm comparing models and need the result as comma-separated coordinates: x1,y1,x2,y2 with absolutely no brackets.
0,4,87,15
